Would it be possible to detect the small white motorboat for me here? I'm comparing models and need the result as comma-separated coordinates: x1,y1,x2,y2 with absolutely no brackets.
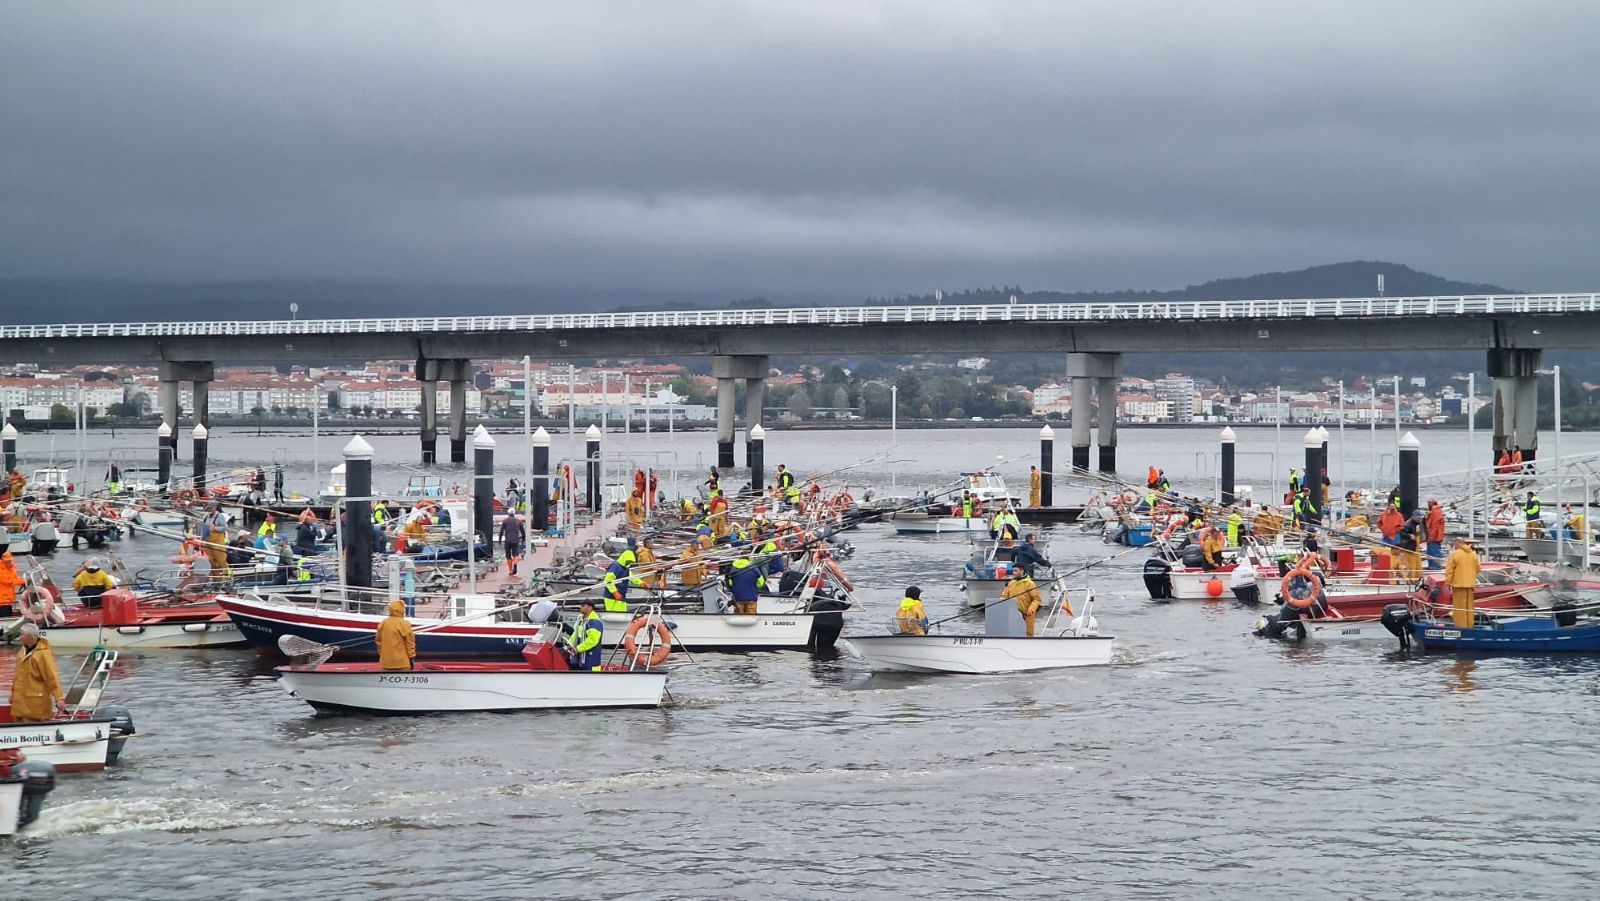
846,632,1113,673
277,664,669,713
845,586,1113,674
0,649,135,771
890,512,989,535
961,536,1052,608
276,626,671,715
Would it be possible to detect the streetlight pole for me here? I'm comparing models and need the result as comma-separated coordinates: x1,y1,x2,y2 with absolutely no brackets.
891,383,899,490
1536,365,1564,562
1337,379,1346,511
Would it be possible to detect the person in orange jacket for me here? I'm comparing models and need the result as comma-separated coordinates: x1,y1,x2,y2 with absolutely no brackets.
1424,499,1447,570
0,551,22,614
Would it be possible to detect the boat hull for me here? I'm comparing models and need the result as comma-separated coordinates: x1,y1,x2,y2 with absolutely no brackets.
1409,618,1600,652
961,578,1007,607
890,514,989,535
220,595,820,656
0,718,115,772
276,665,668,712
40,619,246,650
846,634,1114,674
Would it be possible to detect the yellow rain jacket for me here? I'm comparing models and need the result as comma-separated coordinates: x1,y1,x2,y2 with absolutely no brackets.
1003,575,1042,619
678,542,704,588
375,600,417,671
896,596,927,635
1445,545,1481,589
10,637,63,722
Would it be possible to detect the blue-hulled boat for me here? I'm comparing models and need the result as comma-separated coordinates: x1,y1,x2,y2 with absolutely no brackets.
1407,616,1600,652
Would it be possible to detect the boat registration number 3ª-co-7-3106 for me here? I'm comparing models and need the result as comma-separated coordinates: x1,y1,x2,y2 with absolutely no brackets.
377,675,430,684
954,637,984,646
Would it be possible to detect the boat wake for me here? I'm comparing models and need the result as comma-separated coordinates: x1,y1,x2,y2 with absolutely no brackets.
22,794,448,841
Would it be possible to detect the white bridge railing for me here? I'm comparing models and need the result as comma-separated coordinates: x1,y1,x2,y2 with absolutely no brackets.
2,293,1597,340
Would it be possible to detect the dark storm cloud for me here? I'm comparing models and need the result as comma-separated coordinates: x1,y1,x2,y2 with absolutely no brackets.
2,0,1597,295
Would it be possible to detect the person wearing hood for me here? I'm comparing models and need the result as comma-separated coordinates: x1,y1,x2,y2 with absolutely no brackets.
375,600,416,671
0,551,21,614
600,547,637,612
678,535,710,589
10,623,65,722
724,553,766,615
896,586,928,635
625,488,647,529
73,559,115,608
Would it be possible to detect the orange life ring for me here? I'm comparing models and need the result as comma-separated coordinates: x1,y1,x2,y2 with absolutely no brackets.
1281,564,1321,610
622,617,672,667
1160,514,1188,539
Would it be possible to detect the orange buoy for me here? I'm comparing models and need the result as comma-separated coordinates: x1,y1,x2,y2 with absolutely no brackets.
1206,577,1224,597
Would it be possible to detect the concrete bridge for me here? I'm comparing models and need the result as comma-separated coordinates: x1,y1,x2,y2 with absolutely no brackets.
4,292,1595,470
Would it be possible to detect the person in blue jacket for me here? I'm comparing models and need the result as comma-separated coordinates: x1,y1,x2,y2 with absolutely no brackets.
725,556,766,615
568,599,604,671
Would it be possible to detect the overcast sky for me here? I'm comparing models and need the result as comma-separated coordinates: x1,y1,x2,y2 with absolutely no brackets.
2,1,1596,296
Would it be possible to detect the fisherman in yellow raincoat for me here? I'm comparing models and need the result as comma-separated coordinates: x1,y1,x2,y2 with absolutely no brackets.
9,623,65,722
1003,569,1044,637
896,586,928,635
375,600,417,671
625,488,647,529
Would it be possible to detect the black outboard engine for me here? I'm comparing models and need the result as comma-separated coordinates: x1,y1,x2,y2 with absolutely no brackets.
778,570,804,595
1179,545,1205,568
1143,557,1173,600
1254,604,1308,642
1231,582,1261,605
99,705,136,763
1380,603,1414,650
14,759,56,829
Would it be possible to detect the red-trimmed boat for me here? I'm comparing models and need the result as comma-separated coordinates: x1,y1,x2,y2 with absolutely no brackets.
276,632,669,713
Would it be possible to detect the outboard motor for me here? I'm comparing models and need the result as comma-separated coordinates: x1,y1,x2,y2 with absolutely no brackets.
98,705,136,764
1253,604,1308,642
1142,557,1173,600
1380,603,1414,650
778,570,804,595
14,759,56,829
1179,545,1204,568
1552,601,1578,628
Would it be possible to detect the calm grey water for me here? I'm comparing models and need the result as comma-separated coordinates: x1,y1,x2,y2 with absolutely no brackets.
5,427,1598,899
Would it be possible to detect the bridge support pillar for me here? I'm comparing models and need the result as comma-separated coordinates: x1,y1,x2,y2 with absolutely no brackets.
743,377,765,468
1096,376,1119,473
158,362,213,460
449,379,468,463
716,378,736,470
419,382,438,464
1069,378,1092,471
712,355,768,473
191,379,210,432
159,381,180,459
1488,348,1542,464
416,359,471,465
1068,353,1122,473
